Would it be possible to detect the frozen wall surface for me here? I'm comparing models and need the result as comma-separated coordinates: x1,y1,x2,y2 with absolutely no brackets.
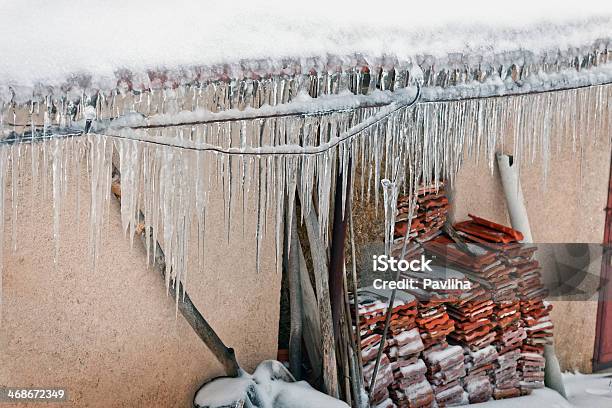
0,159,282,407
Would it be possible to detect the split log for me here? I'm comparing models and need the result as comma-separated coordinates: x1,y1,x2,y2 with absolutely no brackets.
298,232,324,380
286,205,303,380
300,192,340,398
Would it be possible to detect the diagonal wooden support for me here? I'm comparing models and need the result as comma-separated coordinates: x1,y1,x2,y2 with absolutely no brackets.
110,164,240,378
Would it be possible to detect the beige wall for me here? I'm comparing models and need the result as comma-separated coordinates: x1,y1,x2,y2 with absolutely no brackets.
453,136,611,373
0,159,281,407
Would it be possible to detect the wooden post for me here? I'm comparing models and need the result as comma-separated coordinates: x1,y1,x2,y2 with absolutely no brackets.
286,205,303,380
111,167,240,378
329,166,350,341
300,192,340,398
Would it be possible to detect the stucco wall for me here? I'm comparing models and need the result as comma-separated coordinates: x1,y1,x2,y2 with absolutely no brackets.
452,137,610,373
0,159,281,407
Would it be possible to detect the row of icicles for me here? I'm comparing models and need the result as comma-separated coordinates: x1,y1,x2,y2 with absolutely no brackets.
0,83,609,318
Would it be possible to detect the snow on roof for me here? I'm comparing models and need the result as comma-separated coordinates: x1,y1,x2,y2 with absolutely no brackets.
1,0,611,100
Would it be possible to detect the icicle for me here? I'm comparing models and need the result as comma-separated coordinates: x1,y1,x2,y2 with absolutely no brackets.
10,143,19,252
381,179,398,257
255,155,266,273
51,138,62,264
0,146,7,324
0,79,608,315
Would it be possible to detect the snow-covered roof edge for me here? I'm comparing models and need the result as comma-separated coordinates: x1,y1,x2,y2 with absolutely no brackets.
2,35,611,102
2,40,610,137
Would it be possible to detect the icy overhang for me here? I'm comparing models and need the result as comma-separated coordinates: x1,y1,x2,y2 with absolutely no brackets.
0,0,610,302
0,0,611,149
0,1,611,107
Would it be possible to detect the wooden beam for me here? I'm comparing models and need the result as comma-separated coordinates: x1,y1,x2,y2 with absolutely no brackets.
300,193,340,398
110,166,240,378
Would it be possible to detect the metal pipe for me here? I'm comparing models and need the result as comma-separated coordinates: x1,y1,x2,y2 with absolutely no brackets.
496,153,533,242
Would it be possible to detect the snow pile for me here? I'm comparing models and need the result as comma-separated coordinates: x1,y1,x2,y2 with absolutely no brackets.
455,372,612,407
193,360,349,408
1,1,611,86
456,387,573,407
563,372,612,408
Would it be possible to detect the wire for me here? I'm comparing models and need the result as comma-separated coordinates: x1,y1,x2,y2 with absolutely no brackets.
0,84,421,157
107,85,421,156
2,79,609,157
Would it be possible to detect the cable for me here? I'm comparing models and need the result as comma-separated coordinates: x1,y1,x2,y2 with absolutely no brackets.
0,84,421,157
